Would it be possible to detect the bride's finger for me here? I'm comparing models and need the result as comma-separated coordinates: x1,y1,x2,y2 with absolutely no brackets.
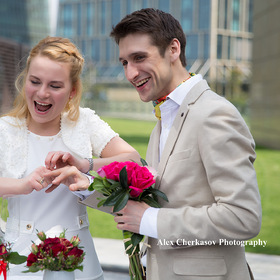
45,184,59,193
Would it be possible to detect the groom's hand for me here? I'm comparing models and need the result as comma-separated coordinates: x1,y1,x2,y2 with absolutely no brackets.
114,200,150,234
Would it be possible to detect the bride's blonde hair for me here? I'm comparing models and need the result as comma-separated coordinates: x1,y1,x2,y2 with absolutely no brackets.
6,36,84,122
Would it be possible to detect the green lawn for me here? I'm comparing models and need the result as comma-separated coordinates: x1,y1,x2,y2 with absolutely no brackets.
88,117,280,256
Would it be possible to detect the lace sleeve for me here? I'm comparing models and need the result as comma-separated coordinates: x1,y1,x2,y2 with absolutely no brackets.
83,108,119,157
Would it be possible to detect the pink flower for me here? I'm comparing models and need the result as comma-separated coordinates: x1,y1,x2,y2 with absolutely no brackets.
129,166,155,197
99,161,156,198
101,161,138,185
70,236,80,247
37,231,46,241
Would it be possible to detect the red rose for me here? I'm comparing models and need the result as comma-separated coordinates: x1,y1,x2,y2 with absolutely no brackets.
44,237,60,246
26,253,37,266
67,247,84,258
60,238,73,248
0,244,7,256
51,244,67,257
129,166,155,197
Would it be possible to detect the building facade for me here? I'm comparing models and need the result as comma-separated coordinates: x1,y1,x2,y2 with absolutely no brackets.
249,0,280,149
58,0,253,96
0,0,51,113
0,0,50,46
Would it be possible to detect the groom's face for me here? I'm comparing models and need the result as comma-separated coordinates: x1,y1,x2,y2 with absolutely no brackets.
118,33,174,102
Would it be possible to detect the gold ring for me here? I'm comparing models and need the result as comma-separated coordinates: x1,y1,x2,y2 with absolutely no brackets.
39,177,45,185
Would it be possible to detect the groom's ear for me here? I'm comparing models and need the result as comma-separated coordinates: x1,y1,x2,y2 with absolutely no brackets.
168,38,181,63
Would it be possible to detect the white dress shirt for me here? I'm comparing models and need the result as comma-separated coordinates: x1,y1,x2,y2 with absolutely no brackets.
140,74,203,238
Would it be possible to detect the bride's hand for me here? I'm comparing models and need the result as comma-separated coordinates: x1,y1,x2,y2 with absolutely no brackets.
45,151,89,173
44,166,90,193
20,166,52,194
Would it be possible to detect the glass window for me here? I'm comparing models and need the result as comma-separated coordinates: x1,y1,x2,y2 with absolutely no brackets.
236,37,242,61
106,39,111,62
248,0,253,32
232,0,240,31
198,0,210,30
87,2,93,36
127,0,131,14
132,0,142,12
112,0,121,26
77,3,81,36
159,0,170,12
81,40,86,56
181,0,193,31
63,4,72,37
217,34,223,59
101,1,106,35
203,33,209,59
227,36,231,59
91,39,100,62
143,0,149,8
224,0,228,29
186,34,198,60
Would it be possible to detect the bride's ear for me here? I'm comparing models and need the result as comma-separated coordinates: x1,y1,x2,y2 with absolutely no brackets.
69,86,77,99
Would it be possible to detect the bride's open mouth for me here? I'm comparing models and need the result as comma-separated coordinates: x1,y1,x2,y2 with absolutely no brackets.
34,101,52,112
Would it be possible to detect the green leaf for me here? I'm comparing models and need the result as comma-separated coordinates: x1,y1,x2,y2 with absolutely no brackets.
88,178,104,191
119,166,128,189
140,158,148,166
88,170,99,178
131,233,144,246
107,178,118,185
103,189,127,206
7,252,27,264
102,177,112,188
97,199,106,207
142,196,161,208
22,266,40,273
147,188,169,202
109,181,121,191
113,192,130,212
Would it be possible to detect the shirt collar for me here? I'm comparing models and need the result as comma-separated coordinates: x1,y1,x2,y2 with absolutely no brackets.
167,74,203,106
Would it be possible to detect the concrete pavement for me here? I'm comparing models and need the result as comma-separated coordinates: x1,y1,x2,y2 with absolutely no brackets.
93,238,280,280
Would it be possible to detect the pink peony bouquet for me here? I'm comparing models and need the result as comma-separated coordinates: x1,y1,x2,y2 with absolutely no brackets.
24,230,85,273
89,159,168,280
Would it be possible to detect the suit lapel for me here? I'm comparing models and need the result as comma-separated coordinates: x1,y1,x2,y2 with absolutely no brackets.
156,80,211,186
146,121,161,170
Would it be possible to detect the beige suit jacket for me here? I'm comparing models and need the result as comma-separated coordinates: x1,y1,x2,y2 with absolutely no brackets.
144,80,262,280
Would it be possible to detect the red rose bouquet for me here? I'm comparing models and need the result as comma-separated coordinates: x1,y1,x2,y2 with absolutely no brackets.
88,159,168,280
24,230,85,273
0,239,27,280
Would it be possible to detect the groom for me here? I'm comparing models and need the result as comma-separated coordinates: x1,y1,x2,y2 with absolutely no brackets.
110,8,262,280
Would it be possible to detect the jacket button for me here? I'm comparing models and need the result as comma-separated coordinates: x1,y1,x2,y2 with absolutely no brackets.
79,219,83,225
26,224,32,230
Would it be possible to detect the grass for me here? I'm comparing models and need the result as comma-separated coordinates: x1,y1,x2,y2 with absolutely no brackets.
246,148,280,255
88,117,280,256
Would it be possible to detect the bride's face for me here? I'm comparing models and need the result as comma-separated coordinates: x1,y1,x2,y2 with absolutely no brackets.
25,55,76,133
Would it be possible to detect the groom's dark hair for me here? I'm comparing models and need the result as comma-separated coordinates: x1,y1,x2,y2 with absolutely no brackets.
110,8,187,67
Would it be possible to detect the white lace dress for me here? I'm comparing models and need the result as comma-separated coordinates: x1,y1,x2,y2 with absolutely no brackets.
0,108,118,280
